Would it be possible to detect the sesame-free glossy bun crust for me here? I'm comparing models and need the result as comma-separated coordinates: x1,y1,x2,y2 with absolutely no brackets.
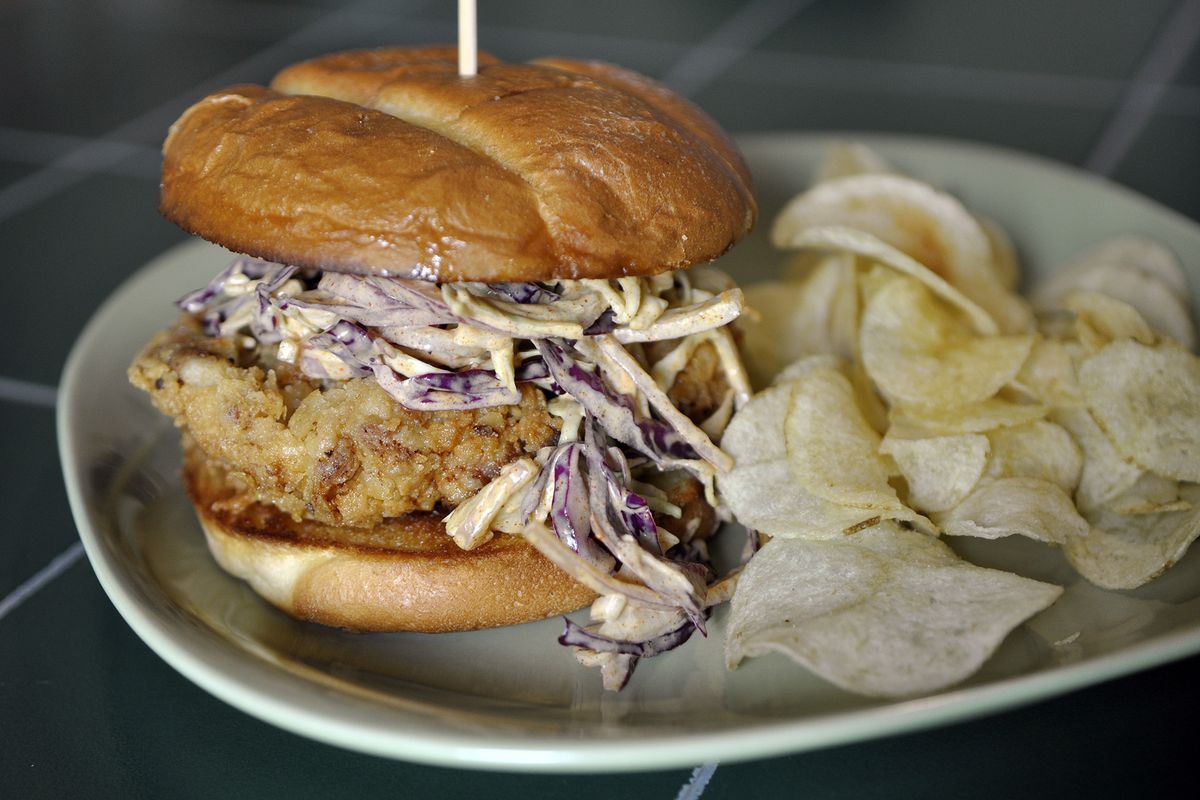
184,450,596,633
161,46,755,282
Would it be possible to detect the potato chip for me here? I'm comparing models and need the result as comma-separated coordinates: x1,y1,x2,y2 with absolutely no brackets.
719,382,894,538
860,275,1035,411
738,280,812,390
1033,236,1194,346
1010,338,1081,407
815,141,893,183
770,173,990,291
779,250,829,281
816,143,1021,294
772,353,845,386
827,261,861,361
1078,340,1200,482
985,420,1082,492
741,149,1200,687
772,296,887,433
771,173,1034,333
979,216,1021,291
725,523,1062,697
1034,309,1077,342
779,356,890,440
1057,268,1192,348
880,432,989,512
935,477,1089,544
1073,236,1189,299
1063,291,1157,351
1108,473,1191,515
1050,407,1144,512
1036,236,1188,299
1064,485,1200,590
780,226,997,334
890,398,1048,437
850,357,890,435
739,254,857,389
977,284,1037,336
784,365,911,513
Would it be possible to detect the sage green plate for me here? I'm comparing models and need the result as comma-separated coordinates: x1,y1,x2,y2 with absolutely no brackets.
59,135,1200,772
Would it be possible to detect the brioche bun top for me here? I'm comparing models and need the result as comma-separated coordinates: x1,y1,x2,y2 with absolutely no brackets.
160,46,756,282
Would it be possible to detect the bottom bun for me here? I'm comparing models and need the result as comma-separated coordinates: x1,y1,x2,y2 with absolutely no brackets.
183,453,596,633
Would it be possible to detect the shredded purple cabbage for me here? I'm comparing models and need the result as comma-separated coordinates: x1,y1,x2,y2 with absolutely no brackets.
513,358,560,394
300,323,520,409
559,616,698,658
304,321,375,370
548,444,588,551
545,444,617,572
635,418,701,461
179,261,298,338
598,459,662,556
318,272,456,327
583,308,616,335
535,339,699,468
513,359,549,382
394,369,521,410
488,282,559,304
177,257,278,313
582,421,706,631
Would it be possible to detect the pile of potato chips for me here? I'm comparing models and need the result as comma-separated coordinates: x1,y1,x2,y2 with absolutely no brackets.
721,143,1200,698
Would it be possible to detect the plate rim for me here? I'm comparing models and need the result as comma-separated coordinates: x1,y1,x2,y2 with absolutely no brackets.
57,132,1200,772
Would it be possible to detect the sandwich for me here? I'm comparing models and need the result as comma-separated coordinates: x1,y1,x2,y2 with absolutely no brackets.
128,46,756,689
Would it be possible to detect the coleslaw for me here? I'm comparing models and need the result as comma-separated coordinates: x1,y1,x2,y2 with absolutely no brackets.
179,257,750,689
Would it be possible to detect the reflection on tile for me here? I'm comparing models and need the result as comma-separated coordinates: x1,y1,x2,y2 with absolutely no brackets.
0,402,78,603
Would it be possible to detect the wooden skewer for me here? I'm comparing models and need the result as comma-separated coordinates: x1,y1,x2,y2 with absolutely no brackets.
458,0,477,76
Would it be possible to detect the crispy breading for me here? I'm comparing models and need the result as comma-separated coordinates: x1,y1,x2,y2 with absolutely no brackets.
130,320,559,526
665,340,730,423
658,474,720,542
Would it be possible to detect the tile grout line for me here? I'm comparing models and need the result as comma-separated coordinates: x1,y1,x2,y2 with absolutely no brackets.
661,0,815,97
1084,0,1200,175
0,541,85,623
0,376,59,408
675,762,719,800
